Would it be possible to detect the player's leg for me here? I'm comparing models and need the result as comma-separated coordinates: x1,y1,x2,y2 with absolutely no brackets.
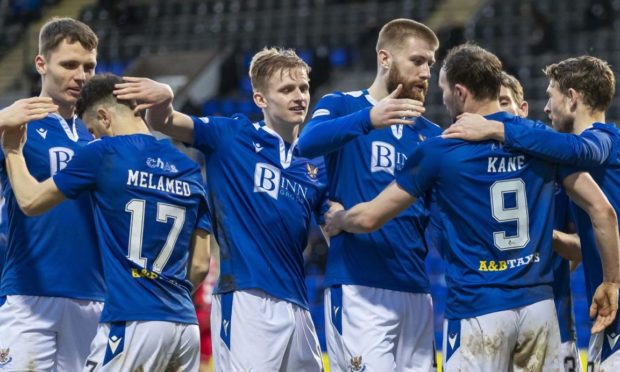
395,293,435,371
0,295,61,371
281,304,323,371
442,310,516,371
56,298,103,371
83,320,196,371
513,299,562,371
212,289,295,371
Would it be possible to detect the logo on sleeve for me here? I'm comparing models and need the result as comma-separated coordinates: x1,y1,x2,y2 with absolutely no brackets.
0,348,12,366
312,109,330,118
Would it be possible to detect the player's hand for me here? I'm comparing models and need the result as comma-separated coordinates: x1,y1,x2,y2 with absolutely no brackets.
442,113,503,141
369,84,425,129
0,97,57,128
590,281,619,333
2,125,27,154
324,201,345,236
113,76,174,114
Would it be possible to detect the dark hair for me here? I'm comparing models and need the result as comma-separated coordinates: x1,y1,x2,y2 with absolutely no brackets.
544,56,615,112
39,17,98,57
76,74,133,118
442,43,503,100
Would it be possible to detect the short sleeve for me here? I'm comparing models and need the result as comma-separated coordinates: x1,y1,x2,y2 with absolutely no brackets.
53,139,105,199
395,139,442,197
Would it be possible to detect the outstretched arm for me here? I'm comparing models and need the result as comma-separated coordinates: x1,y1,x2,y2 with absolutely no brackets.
324,181,416,234
563,171,620,333
0,97,57,129
114,77,195,143
2,126,65,215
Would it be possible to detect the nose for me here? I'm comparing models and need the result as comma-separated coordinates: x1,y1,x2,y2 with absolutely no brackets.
544,100,551,115
419,64,431,80
75,66,86,82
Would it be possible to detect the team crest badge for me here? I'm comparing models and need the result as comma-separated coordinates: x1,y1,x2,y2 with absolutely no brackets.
350,355,365,371
0,348,12,366
306,163,319,180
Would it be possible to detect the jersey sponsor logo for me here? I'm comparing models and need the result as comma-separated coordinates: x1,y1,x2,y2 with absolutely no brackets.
36,128,48,139
487,155,526,173
253,142,264,153
370,141,407,175
350,355,365,371
478,252,540,272
312,108,330,118
0,348,11,366
131,267,159,280
253,163,309,202
146,157,178,173
49,146,74,175
607,332,620,349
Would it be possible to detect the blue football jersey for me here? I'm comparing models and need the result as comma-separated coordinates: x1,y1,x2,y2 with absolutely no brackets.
0,114,105,300
0,190,6,306
191,114,328,309
504,122,620,351
53,134,208,324
553,186,577,343
298,90,442,293
396,112,558,319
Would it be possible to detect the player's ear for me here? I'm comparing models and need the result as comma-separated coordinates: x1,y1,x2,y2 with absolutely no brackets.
378,49,391,70
253,90,267,109
520,100,529,117
567,88,580,109
97,107,112,128
454,84,467,102
34,54,46,75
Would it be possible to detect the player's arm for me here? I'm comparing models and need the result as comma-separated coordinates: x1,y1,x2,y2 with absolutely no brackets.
2,126,65,215
187,228,210,293
563,171,620,332
113,77,195,143
297,84,424,158
0,97,57,129
552,230,582,261
325,181,416,234
445,113,611,167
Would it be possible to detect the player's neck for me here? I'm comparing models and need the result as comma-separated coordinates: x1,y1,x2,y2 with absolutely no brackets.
573,109,606,134
39,92,73,119
113,114,151,136
367,79,389,101
465,100,501,117
264,118,296,144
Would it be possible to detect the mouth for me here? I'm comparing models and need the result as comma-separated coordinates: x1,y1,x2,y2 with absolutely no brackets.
67,87,81,96
289,105,306,114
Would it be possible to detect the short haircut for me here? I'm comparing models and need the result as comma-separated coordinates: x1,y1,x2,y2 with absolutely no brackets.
543,56,616,112
376,18,439,52
500,71,525,105
39,17,98,57
76,74,133,119
442,43,503,101
248,47,311,92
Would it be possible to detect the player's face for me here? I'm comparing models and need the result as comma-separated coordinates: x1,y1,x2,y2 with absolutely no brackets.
36,39,97,110
439,68,462,120
499,86,521,116
385,37,435,101
260,67,310,127
82,108,112,138
544,80,574,133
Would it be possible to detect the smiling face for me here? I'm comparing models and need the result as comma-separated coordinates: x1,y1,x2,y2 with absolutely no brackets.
257,67,310,127
384,36,436,101
36,38,97,112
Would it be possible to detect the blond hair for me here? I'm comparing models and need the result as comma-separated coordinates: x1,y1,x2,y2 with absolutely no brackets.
249,47,311,92
376,18,439,52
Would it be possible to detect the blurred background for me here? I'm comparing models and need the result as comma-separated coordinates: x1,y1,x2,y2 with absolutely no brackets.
0,0,616,370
